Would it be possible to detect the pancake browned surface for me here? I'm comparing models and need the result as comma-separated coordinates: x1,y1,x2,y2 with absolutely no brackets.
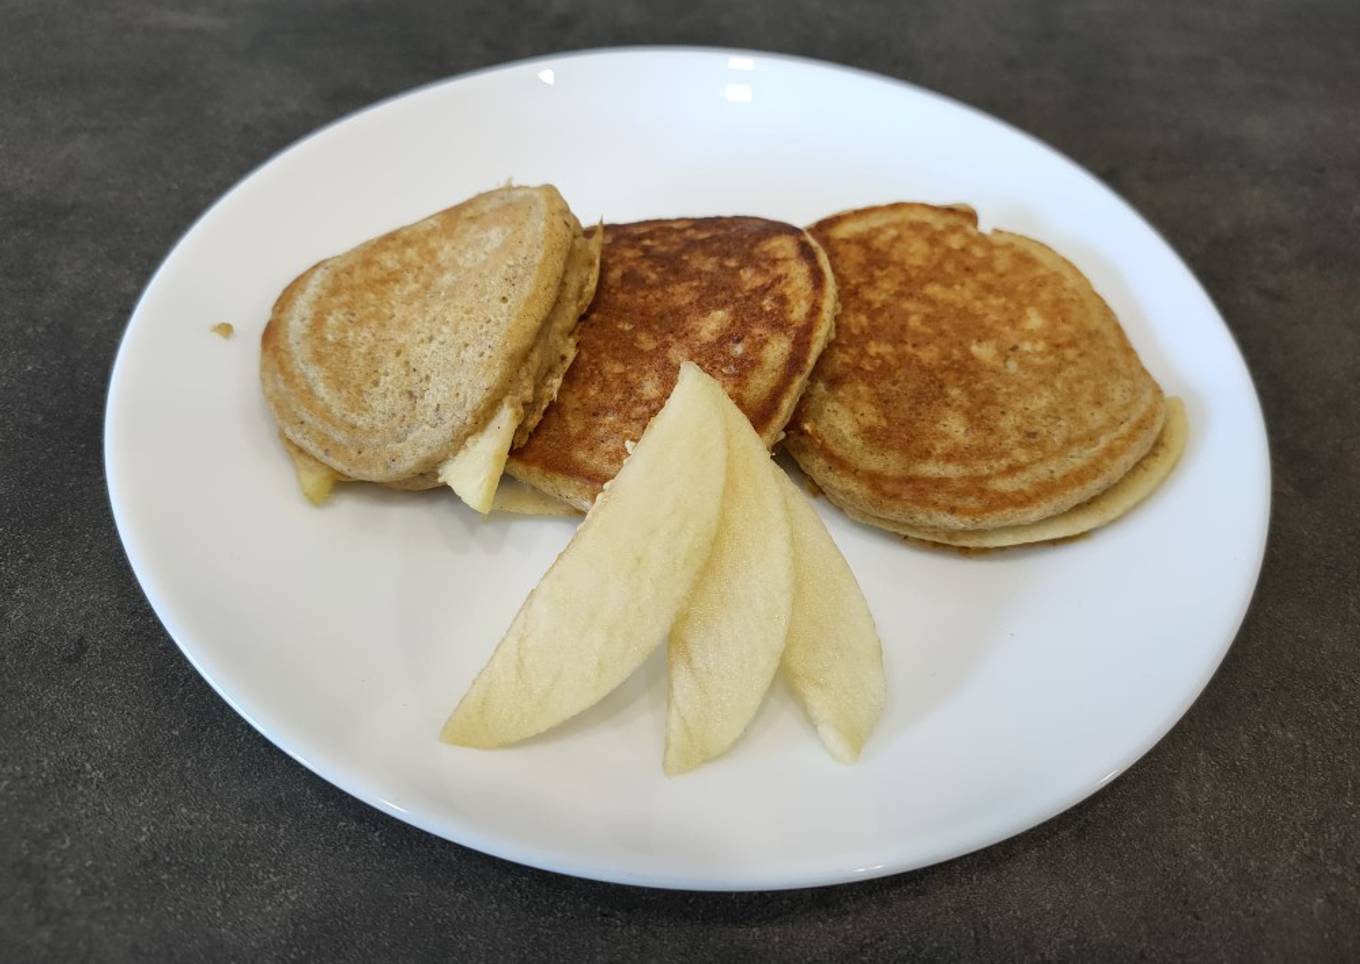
786,203,1166,533
260,185,581,485
845,396,1188,548
507,217,838,509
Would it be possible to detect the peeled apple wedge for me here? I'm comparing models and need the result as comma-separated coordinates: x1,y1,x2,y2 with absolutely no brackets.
282,436,343,506
438,397,521,514
664,394,795,774
489,478,581,517
776,471,885,763
441,362,730,748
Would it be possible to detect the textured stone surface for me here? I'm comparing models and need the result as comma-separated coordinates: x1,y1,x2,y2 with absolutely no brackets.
2,0,1357,960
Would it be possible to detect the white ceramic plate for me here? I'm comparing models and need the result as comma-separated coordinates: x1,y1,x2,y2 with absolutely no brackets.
105,48,1269,890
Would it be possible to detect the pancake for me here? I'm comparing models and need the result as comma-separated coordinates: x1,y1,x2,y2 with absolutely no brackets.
507,217,838,509
260,185,580,484
270,216,601,504
846,396,1188,547
513,223,604,447
786,202,1167,532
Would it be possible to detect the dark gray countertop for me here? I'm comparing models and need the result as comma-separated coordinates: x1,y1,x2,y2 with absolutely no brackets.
3,0,1357,960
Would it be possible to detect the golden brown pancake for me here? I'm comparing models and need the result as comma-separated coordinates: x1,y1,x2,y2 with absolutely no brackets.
845,396,1188,547
270,212,601,502
507,217,838,509
260,185,581,484
786,202,1166,532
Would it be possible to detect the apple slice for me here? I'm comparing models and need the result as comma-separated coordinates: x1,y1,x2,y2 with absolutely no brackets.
664,393,795,774
775,470,885,763
489,478,581,517
441,362,730,748
438,397,520,514
282,436,343,506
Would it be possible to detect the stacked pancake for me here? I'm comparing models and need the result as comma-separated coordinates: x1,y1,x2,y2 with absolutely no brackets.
785,203,1185,548
260,185,601,510
260,187,1182,550
507,217,838,509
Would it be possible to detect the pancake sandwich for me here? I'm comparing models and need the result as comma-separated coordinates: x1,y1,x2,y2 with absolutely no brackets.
786,202,1184,548
260,184,601,510
507,216,838,509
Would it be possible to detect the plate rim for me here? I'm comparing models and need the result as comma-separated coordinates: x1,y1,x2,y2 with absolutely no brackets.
104,45,1273,891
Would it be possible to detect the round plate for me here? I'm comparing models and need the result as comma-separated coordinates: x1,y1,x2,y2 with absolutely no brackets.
105,48,1269,890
